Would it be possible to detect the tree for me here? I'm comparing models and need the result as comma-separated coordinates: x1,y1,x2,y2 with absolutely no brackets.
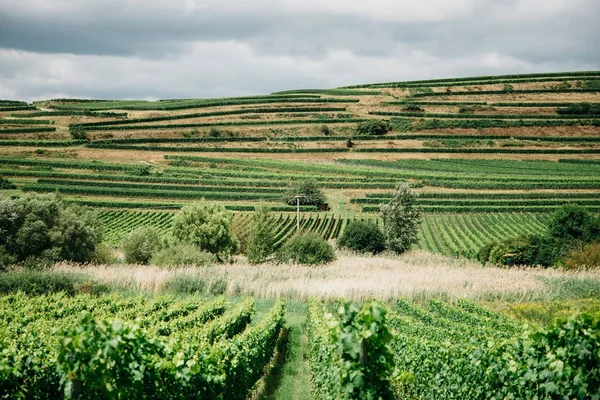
247,208,276,265
548,205,600,244
380,183,421,254
338,220,386,254
172,201,238,261
283,180,326,208
0,193,102,268
122,226,163,264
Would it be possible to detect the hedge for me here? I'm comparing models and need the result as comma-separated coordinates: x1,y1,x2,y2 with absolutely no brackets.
371,111,600,120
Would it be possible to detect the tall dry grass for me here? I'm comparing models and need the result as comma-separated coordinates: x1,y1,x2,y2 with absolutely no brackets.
53,250,600,301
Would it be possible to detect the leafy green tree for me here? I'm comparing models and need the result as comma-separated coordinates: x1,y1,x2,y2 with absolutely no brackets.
0,194,101,268
547,205,600,243
283,180,326,208
172,201,238,261
380,183,421,254
247,208,276,265
338,221,386,254
122,226,163,264
276,232,335,265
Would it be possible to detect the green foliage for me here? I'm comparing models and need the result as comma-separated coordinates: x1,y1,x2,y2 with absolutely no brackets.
320,124,331,135
57,312,164,399
121,226,163,264
380,183,421,254
0,270,85,295
150,244,216,267
557,102,600,115
356,119,391,136
283,180,327,208
0,176,15,189
247,208,276,264
172,202,238,260
276,232,335,265
338,220,386,254
547,204,600,243
0,193,102,266
307,299,396,400
69,126,88,140
563,241,600,270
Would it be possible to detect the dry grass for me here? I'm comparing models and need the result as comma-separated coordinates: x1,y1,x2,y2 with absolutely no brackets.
53,250,600,302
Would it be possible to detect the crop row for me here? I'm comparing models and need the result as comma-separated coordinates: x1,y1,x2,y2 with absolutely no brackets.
409,88,600,98
87,143,600,154
0,106,37,112
91,133,600,145
0,140,85,147
342,70,600,88
11,110,128,118
372,111,600,119
50,97,359,111
0,157,149,174
364,192,600,200
0,127,57,134
23,183,283,201
391,116,600,130
0,119,53,125
383,101,600,107
79,117,368,131
72,107,348,128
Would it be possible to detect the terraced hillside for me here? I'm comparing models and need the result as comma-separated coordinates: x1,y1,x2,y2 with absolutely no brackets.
1,71,599,256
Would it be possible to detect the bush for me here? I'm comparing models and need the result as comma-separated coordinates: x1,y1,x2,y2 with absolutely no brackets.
162,274,206,294
338,221,386,254
563,242,600,270
380,183,421,254
172,202,238,261
0,270,107,296
122,226,163,264
0,193,102,266
247,208,276,264
476,242,497,264
320,125,330,136
276,232,335,265
209,128,221,137
283,180,327,208
356,120,390,136
0,176,15,189
402,104,425,112
91,243,119,264
150,244,215,267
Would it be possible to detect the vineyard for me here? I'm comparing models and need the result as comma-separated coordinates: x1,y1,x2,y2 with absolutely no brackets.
0,292,286,399
1,70,600,258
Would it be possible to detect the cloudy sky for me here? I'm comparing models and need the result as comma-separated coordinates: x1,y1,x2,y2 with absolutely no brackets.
0,0,598,101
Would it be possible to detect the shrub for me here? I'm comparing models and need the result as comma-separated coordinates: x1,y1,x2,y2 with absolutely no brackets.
0,270,107,296
380,183,421,254
247,208,276,264
0,176,15,189
476,242,497,264
172,202,238,261
69,126,88,140
150,244,215,267
563,242,600,270
91,243,119,264
276,232,335,265
320,124,330,136
356,120,390,136
162,274,206,294
122,226,163,264
208,128,221,137
402,104,425,112
338,221,386,254
283,180,327,208
0,193,102,266
346,137,354,148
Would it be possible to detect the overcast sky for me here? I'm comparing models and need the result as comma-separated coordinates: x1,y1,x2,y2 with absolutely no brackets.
0,0,599,101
